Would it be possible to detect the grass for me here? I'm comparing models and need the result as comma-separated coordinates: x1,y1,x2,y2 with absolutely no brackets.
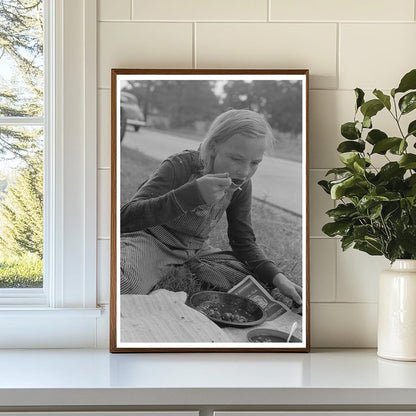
0,252,43,288
120,145,302,299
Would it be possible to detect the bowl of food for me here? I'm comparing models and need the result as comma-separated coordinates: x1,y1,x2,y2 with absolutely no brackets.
189,291,266,328
247,328,301,343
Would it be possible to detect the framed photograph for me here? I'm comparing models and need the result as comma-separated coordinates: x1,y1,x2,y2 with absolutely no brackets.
110,69,310,352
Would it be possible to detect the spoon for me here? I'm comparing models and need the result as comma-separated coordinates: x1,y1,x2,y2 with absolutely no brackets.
286,321,298,342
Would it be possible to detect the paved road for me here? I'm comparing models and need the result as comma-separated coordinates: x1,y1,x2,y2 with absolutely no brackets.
122,128,302,215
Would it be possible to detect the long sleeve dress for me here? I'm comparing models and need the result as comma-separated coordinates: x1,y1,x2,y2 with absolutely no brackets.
119,149,280,294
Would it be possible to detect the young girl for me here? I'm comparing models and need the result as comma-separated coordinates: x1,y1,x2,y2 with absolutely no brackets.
120,109,302,305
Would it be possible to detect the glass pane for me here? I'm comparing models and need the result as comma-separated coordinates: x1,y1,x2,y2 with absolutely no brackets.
0,0,44,117
0,126,43,288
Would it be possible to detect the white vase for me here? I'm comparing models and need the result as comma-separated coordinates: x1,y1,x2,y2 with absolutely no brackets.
378,259,416,361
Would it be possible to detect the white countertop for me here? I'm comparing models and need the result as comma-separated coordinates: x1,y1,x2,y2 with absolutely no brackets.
0,348,416,408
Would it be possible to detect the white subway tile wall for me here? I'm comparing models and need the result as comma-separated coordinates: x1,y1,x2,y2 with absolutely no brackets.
310,239,336,302
311,303,378,347
97,239,110,305
97,0,416,347
270,0,415,22
309,90,353,169
132,0,269,21
98,22,193,88
98,90,111,168
336,246,390,303
97,169,111,239
340,24,416,90
196,23,337,89
99,0,131,20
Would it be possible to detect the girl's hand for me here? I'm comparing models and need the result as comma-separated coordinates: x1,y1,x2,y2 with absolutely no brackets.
196,173,232,205
272,272,302,305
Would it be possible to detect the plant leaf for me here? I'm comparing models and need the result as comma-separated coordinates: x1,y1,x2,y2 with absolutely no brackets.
373,89,391,110
341,122,361,140
399,154,416,169
407,120,416,137
406,175,416,196
355,88,365,110
326,203,357,220
337,140,365,153
330,176,356,199
365,236,384,251
353,158,366,174
407,196,416,207
322,221,351,237
330,175,368,200
399,139,407,154
399,91,416,115
389,139,408,155
362,116,372,129
395,68,416,94
318,180,331,194
360,99,384,119
339,152,360,167
354,241,383,256
398,226,416,255
386,240,403,263
377,162,406,181
366,129,387,145
341,235,355,251
357,195,389,212
371,137,402,154
369,203,383,219
325,167,351,176
352,224,374,240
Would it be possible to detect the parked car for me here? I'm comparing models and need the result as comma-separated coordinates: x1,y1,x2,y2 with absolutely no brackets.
120,91,146,141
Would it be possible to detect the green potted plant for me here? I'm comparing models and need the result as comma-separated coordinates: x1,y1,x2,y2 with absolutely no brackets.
319,68,416,361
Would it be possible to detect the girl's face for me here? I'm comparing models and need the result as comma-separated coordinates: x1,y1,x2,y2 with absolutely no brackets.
212,133,266,184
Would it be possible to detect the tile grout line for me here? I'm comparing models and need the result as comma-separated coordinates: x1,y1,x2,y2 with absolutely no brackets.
98,19,415,24
311,301,378,304
267,0,271,22
130,0,133,20
333,229,339,303
97,87,374,92
193,22,197,68
309,236,338,239
336,22,340,90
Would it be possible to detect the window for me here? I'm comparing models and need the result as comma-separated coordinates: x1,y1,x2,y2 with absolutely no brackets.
0,0,100,348
0,0,45,297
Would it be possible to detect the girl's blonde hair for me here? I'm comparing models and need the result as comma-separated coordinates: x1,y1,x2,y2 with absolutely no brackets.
199,109,274,173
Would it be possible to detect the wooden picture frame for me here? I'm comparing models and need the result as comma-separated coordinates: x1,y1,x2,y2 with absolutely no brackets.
110,69,310,352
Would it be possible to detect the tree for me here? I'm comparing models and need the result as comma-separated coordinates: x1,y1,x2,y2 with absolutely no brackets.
124,80,221,129
222,80,259,111
0,0,44,267
222,80,303,134
0,0,43,162
0,153,43,258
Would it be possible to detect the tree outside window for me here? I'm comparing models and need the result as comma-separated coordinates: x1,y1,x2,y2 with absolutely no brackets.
0,0,44,288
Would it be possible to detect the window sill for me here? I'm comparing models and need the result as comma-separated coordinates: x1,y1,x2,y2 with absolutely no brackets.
0,307,103,348
0,306,102,316
0,349,415,411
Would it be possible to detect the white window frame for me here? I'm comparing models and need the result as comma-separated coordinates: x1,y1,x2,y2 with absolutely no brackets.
0,0,101,348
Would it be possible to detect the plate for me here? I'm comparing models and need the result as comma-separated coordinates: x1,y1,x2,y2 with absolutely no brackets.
247,328,301,343
188,291,266,328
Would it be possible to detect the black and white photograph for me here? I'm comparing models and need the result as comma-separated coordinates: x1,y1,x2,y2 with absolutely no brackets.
110,69,309,352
